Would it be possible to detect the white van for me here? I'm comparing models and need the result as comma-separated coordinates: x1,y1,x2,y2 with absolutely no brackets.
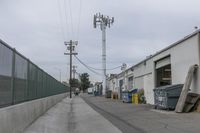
87,87,93,94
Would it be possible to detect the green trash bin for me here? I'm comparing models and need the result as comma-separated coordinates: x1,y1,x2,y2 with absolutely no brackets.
105,90,112,98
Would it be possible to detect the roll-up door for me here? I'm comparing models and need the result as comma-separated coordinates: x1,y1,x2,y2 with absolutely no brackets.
155,56,170,69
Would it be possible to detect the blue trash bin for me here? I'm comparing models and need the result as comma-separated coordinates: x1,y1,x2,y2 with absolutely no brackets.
122,89,138,103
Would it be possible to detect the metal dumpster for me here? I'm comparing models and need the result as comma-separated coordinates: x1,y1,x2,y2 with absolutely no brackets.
105,90,112,98
153,84,183,110
122,89,137,103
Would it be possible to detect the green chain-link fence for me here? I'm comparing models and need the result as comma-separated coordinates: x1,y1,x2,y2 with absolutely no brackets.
0,39,69,107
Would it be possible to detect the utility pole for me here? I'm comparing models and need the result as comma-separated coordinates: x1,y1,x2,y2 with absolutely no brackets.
121,63,127,90
93,13,114,95
72,65,77,79
64,40,78,98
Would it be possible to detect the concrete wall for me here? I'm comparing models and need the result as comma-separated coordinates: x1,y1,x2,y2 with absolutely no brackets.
134,76,144,89
108,78,117,91
170,35,199,92
107,33,200,104
117,77,123,99
0,93,67,133
143,73,154,104
143,34,199,104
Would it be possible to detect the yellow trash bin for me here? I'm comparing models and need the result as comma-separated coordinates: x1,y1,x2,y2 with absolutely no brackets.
112,92,118,99
132,94,138,104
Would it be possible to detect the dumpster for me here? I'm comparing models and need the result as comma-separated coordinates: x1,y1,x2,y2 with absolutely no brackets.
122,89,137,103
105,90,112,98
153,84,183,110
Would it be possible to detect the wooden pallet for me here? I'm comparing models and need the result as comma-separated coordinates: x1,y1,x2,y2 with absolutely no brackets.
175,64,198,113
183,93,200,113
195,100,200,112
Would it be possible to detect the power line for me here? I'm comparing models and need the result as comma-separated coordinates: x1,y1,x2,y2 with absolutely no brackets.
89,65,121,71
76,0,82,40
75,55,121,71
61,0,82,41
75,71,80,76
56,0,66,41
64,0,70,39
74,55,101,75
68,0,74,39
74,55,102,75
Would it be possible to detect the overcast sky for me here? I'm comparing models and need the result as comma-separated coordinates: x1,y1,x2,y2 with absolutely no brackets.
0,0,200,83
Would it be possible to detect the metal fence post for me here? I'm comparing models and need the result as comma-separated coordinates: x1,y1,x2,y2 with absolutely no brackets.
26,59,30,101
36,68,38,99
11,49,16,105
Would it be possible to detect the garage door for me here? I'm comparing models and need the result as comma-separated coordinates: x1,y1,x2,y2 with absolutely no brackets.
155,56,171,69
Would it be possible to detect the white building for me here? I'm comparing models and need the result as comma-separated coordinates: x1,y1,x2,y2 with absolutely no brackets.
107,30,200,104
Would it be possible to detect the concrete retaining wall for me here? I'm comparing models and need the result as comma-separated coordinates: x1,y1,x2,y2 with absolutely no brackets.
0,93,68,133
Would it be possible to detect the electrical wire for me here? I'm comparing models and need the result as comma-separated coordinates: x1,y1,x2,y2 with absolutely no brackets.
68,0,74,39
76,0,82,40
89,65,122,71
74,55,122,71
75,59,101,75
56,0,66,41
74,55,102,75
75,71,80,76
60,0,82,41
64,0,70,39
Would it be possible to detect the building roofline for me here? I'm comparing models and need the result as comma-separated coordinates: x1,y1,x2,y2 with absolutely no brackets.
116,29,200,77
134,29,200,67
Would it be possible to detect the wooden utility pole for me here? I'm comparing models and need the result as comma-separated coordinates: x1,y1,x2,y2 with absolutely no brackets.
64,40,78,98
72,65,77,79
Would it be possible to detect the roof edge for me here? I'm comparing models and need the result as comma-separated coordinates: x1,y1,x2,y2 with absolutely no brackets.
116,29,200,77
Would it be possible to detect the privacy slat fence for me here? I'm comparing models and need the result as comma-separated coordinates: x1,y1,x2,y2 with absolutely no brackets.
0,40,69,107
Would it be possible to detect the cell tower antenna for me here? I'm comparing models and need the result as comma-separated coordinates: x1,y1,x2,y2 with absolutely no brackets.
93,13,114,95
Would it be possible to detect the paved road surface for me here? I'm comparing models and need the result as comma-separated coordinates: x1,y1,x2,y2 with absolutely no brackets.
24,96,122,133
82,94,200,133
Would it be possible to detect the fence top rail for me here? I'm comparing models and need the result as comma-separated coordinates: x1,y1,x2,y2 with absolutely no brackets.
0,39,15,51
0,39,67,87
0,39,29,61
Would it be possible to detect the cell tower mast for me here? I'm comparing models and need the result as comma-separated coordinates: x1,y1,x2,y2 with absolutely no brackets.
93,13,114,95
